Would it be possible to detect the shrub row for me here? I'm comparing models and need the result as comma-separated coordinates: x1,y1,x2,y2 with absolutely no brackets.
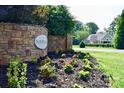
85,43,113,47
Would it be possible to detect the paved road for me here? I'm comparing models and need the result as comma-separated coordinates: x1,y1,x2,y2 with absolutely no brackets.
73,48,124,53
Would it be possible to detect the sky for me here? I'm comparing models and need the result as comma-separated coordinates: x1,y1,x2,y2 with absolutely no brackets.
68,5,124,31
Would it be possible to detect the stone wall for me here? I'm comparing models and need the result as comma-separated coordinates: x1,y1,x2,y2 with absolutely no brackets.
0,23,47,64
48,34,72,52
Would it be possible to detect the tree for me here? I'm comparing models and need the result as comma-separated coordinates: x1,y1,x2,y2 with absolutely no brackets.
104,15,120,34
86,22,99,34
0,5,75,36
0,5,49,26
74,31,89,41
114,10,124,49
73,20,84,31
46,5,75,36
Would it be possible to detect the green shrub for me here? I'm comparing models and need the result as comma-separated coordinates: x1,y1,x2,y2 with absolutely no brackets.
73,83,81,88
84,53,92,59
83,64,92,71
83,59,94,68
85,43,113,47
64,64,73,74
78,70,90,80
40,56,52,66
79,40,85,48
40,63,56,78
78,52,86,59
7,57,27,88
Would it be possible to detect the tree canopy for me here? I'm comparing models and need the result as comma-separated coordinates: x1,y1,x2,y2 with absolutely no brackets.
104,15,120,34
86,22,99,34
0,5,49,26
46,5,75,36
0,5,75,36
114,10,124,49
73,20,84,31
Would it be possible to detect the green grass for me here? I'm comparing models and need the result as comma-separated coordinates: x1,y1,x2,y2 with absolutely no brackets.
90,52,124,88
73,46,124,88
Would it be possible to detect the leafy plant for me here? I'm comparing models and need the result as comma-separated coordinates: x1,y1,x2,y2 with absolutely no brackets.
40,56,52,66
78,70,90,80
40,63,56,78
84,53,92,59
64,64,73,74
83,59,94,68
78,52,86,59
83,64,92,71
73,83,81,88
7,57,27,88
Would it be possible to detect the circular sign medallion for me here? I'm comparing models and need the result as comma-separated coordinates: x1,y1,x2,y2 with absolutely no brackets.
35,35,47,49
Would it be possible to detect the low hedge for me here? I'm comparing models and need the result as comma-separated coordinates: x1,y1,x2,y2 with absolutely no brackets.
85,43,113,47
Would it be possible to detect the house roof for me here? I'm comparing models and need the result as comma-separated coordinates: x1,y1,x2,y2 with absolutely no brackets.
86,32,113,42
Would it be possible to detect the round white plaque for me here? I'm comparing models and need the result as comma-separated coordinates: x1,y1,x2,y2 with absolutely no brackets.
35,35,48,49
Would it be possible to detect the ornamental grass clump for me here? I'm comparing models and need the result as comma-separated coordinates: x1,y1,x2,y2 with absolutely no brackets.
7,56,27,88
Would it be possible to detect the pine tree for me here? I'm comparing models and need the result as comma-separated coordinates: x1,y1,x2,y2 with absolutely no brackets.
114,10,124,49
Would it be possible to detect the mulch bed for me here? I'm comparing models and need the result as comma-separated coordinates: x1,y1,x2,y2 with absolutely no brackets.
0,52,111,88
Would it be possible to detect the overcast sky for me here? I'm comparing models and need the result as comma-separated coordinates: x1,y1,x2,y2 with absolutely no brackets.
68,5,124,31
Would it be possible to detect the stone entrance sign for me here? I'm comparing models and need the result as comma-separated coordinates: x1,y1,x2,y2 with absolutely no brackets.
35,35,48,49
0,23,48,64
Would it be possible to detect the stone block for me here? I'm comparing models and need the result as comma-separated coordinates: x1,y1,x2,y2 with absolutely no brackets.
4,23,13,30
13,24,27,31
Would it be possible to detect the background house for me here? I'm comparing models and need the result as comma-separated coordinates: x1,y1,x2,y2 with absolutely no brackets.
86,31,114,45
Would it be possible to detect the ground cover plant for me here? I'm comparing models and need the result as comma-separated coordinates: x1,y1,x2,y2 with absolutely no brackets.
0,50,111,88
7,56,27,88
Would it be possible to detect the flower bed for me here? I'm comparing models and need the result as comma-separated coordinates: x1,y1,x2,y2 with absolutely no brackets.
0,51,111,88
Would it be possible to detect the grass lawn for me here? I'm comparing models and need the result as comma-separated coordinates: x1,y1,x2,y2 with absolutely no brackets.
73,46,124,88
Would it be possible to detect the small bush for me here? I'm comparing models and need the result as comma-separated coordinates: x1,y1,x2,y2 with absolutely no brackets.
40,63,56,78
7,57,27,88
85,43,113,47
78,52,86,59
83,64,92,71
83,59,94,68
64,64,73,74
73,83,81,88
79,41,85,48
78,70,90,80
40,56,52,66
84,53,92,59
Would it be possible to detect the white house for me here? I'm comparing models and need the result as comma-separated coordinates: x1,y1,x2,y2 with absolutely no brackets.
86,31,114,44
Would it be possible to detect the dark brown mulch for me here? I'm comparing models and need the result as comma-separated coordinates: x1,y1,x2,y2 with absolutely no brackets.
0,56,111,88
